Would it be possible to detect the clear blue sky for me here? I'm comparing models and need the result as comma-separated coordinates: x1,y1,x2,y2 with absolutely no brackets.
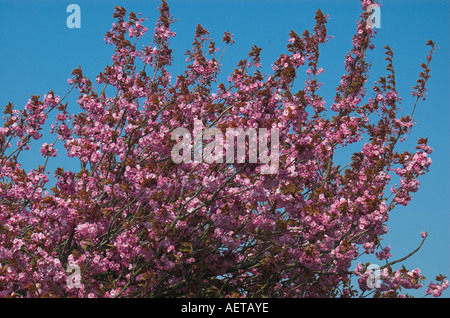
0,0,448,297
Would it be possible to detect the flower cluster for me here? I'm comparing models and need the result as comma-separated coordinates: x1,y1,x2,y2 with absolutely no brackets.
0,0,446,298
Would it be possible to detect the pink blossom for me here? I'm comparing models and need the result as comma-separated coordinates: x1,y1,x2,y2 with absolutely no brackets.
0,0,443,299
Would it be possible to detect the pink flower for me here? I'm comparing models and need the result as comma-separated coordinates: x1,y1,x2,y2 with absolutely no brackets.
0,0,442,299
376,246,392,260
40,143,57,157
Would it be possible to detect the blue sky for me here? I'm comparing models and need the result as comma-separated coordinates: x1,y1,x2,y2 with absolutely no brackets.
0,0,448,297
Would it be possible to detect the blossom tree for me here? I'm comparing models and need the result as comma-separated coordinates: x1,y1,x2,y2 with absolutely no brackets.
0,0,447,298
